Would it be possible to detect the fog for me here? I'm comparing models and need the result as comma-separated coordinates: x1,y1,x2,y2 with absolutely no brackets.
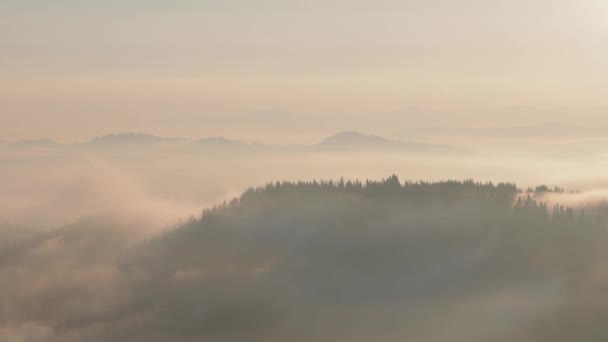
3,132,608,232
2,133,608,341
3,0,608,340
2,176,608,341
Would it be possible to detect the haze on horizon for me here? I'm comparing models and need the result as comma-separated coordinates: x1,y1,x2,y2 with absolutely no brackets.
6,2,608,342
2,0,608,142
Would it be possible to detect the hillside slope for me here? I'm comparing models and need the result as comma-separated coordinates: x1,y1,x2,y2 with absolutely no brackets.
1,177,607,342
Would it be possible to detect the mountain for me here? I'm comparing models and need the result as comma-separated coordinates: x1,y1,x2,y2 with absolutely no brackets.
319,131,394,147
196,136,249,146
185,136,270,155
3,177,603,341
14,138,58,147
318,131,468,154
7,131,467,155
87,133,180,145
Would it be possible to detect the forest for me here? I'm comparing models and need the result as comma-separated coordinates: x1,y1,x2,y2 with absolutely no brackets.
2,176,608,341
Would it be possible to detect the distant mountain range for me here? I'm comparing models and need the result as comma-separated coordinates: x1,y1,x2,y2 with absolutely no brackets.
320,131,391,147
88,133,183,145
0,138,58,147
318,131,468,154
2,131,467,155
195,136,253,146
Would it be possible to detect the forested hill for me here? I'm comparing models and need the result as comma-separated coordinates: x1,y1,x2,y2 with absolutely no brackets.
4,176,607,342
121,176,603,341
205,175,574,215
239,175,519,206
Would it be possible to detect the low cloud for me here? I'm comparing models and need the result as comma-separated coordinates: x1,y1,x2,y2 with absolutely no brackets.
2,182,608,341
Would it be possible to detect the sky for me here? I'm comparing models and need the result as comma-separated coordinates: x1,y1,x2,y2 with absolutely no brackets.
1,0,607,142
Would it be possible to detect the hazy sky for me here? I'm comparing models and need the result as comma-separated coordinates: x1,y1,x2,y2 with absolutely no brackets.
1,0,607,142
